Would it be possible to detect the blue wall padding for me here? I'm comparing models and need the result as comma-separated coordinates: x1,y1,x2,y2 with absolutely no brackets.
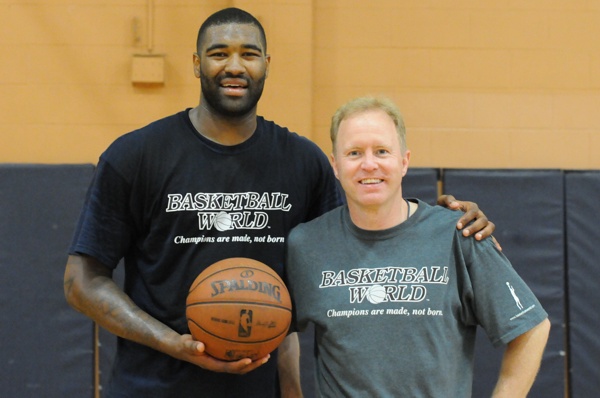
0,164,96,397
404,167,440,204
565,171,600,398
444,169,565,398
6,165,590,398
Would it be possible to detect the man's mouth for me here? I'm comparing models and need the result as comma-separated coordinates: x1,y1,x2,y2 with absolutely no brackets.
220,80,248,96
220,78,248,88
359,178,383,185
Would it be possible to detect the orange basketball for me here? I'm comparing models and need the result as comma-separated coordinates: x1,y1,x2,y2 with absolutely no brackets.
186,257,292,361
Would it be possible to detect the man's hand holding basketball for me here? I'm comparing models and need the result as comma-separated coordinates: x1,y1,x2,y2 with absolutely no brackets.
169,333,270,374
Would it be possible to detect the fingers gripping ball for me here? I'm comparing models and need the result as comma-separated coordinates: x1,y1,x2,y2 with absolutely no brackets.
186,258,292,361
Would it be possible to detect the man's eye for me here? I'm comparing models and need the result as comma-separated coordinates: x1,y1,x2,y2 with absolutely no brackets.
242,53,262,60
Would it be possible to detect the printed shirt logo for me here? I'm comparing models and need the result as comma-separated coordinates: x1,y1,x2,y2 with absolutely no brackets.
166,191,291,245
320,266,449,304
321,266,450,320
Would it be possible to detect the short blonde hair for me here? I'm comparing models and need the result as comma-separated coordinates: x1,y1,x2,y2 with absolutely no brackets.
330,96,407,152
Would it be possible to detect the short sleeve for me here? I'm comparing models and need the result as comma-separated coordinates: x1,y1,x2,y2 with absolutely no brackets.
68,158,135,269
461,237,548,346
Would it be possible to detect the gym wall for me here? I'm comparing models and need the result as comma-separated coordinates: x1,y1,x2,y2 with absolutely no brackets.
1,0,598,397
1,0,599,168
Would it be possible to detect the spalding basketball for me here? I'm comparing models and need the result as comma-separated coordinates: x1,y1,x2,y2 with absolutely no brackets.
186,257,292,361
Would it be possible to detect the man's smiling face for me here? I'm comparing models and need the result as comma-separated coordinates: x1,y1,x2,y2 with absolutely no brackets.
195,23,270,118
332,108,410,215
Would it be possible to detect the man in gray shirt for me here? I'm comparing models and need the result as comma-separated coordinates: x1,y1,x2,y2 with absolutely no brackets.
286,96,550,397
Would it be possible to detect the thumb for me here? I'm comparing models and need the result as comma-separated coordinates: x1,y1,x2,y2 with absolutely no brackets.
186,338,205,354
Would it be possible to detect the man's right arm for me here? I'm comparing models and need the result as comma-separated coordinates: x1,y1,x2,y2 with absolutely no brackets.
63,254,268,374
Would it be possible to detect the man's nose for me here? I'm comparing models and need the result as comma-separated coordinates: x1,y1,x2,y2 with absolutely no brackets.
361,152,378,170
224,54,244,74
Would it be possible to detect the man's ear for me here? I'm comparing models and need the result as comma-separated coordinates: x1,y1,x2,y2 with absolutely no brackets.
193,53,201,78
401,149,411,177
264,54,271,78
330,153,339,179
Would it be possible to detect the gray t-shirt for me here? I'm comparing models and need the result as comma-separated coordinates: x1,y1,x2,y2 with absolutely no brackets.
286,199,547,398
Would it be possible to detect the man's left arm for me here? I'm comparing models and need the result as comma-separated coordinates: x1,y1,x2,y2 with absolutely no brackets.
438,194,501,250
492,318,551,398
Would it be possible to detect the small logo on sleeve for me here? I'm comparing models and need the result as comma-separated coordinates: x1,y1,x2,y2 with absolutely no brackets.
506,282,524,310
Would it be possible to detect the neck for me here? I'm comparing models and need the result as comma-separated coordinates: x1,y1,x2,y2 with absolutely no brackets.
347,198,411,231
189,104,257,145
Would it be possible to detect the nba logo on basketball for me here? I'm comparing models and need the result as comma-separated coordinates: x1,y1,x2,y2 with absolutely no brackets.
238,309,253,337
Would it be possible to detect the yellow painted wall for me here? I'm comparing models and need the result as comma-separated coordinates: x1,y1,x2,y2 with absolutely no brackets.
1,0,599,169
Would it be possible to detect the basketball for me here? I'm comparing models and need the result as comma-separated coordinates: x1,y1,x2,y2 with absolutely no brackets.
186,257,292,361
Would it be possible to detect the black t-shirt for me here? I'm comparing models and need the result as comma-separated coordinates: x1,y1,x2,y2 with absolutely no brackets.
70,109,342,397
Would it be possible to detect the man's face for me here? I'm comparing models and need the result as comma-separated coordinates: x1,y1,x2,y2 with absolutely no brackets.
194,23,270,118
331,109,410,215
